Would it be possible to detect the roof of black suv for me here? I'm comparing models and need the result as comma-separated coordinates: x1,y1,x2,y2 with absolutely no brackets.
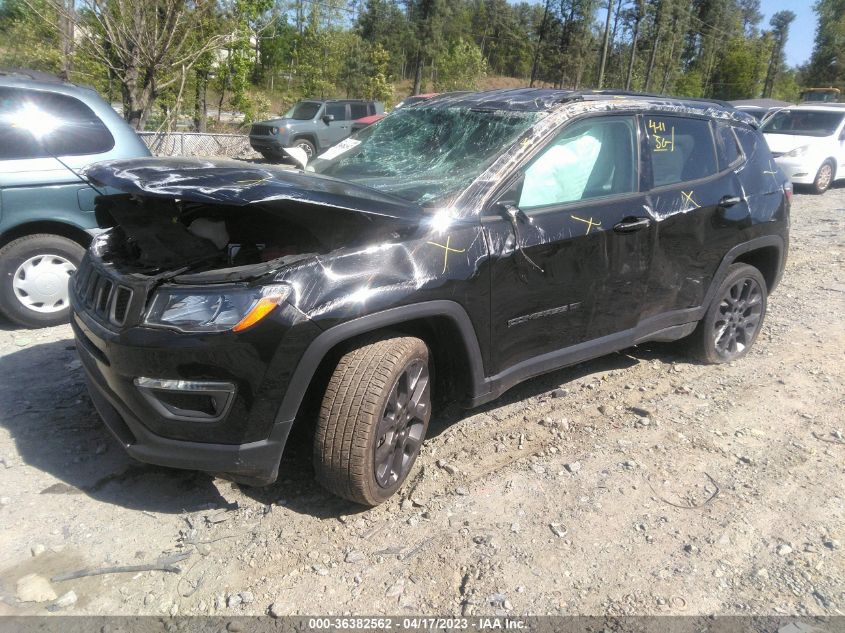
302,98,378,103
421,88,738,114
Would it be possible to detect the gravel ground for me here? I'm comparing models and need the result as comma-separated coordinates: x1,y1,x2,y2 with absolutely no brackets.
0,186,842,618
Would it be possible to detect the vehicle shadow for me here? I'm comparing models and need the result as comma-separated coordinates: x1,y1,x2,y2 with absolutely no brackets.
0,313,21,331
0,335,687,518
0,337,234,514
240,341,688,516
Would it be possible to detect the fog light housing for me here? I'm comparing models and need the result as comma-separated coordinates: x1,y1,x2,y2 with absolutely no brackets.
133,377,236,423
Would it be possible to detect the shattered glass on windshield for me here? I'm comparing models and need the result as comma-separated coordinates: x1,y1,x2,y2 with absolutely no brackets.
310,107,542,205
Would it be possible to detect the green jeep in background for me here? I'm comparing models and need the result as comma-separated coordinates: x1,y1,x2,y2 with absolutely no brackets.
249,99,384,162
0,69,150,328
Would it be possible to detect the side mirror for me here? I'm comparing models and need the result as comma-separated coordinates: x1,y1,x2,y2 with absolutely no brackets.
322,114,335,125
496,173,525,212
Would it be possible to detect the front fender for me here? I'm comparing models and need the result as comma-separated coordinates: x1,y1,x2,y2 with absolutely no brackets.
273,300,487,424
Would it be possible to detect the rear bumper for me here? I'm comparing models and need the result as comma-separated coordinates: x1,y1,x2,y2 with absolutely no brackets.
83,367,292,484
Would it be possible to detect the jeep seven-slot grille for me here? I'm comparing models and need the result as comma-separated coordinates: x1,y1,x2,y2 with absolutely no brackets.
250,124,274,136
75,260,133,326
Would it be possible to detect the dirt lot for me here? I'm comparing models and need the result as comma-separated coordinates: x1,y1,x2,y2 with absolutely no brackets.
0,187,842,619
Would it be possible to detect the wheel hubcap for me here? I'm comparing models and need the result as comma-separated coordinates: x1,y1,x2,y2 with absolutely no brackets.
297,142,314,158
374,360,430,488
12,254,75,313
713,277,763,356
818,164,832,189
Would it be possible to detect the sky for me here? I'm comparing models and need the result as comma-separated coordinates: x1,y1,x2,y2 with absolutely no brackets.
759,0,816,68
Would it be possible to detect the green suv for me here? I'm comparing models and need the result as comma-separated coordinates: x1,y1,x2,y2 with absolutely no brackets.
0,69,150,328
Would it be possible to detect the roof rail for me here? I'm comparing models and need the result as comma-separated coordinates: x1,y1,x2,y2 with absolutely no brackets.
0,68,67,83
573,89,734,110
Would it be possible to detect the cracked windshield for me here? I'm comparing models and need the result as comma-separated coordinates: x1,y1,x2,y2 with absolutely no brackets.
311,107,541,205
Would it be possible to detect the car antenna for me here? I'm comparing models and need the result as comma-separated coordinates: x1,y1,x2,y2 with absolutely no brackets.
50,152,105,196
33,133,105,196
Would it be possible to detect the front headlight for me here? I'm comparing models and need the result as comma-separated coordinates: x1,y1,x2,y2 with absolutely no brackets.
144,284,291,333
786,145,809,158
271,126,279,135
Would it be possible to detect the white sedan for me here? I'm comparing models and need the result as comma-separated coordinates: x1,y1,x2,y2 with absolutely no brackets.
761,104,845,194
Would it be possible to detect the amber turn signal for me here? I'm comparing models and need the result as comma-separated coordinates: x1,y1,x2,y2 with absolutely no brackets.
232,286,291,332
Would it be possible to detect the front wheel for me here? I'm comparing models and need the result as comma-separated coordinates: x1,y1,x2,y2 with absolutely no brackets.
687,263,767,364
290,139,316,161
0,234,85,328
811,160,834,195
314,336,431,506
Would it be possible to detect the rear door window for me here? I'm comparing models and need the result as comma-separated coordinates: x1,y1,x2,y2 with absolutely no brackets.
643,115,717,187
0,86,114,159
325,103,348,121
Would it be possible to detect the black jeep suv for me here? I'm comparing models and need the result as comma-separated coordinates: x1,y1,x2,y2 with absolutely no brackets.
71,90,790,506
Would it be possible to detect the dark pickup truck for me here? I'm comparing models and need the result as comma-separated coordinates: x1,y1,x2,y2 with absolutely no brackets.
72,89,790,505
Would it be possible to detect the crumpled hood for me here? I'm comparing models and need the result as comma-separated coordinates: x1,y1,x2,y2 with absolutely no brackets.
763,133,831,154
84,157,422,223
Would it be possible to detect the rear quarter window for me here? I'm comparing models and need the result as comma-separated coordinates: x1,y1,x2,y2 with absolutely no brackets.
349,103,368,119
644,115,718,188
714,122,742,170
733,126,780,194
0,86,114,159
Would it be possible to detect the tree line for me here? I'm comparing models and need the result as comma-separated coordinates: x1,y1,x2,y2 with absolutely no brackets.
0,0,841,131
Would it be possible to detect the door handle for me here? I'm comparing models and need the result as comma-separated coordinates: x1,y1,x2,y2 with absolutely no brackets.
719,195,742,208
613,217,652,233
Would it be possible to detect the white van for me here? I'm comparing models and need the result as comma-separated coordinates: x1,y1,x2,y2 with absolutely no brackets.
761,104,845,194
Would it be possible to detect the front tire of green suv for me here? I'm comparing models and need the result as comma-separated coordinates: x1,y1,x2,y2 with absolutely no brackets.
0,234,85,328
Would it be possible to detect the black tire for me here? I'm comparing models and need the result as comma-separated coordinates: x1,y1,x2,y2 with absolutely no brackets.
811,160,835,195
0,234,85,328
314,336,431,506
290,139,316,161
688,263,767,364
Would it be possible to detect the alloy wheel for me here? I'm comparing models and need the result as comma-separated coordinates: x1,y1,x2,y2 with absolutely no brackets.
713,277,763,356
373,359,430,488
817,163,833,190
296,141,314,158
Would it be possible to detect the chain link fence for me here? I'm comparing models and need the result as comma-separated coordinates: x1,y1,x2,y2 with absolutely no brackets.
137,132,260,159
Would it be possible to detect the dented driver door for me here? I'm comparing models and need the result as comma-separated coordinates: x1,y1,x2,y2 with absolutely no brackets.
483,114,654,375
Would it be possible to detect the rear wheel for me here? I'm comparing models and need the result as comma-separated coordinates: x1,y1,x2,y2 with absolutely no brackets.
811,160,834,194
314,336,431,506
688,263,767,364
0,234,85,328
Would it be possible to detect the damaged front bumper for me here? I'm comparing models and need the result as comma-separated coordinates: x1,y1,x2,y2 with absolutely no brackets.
82,369,292,485
69,257,322,485
249,134,286,157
